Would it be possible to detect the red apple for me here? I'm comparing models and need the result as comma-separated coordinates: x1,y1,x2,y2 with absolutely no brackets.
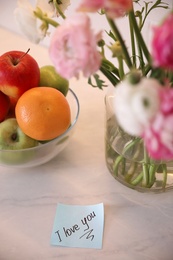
0,50,40,105
0,91,10,122
5,97,17,119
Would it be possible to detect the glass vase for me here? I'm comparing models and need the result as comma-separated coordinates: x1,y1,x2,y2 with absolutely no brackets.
105,85,173,193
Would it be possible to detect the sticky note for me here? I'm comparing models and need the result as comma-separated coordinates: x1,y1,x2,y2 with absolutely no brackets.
50,203,104,249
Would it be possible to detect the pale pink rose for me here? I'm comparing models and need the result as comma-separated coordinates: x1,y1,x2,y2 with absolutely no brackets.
77,0,103,12
104,0,133,18
49,13,102,79
143,88,173,160
151,12,173,70
77,0,133,18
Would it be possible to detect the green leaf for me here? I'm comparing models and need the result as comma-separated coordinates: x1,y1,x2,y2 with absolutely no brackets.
88,74,107,89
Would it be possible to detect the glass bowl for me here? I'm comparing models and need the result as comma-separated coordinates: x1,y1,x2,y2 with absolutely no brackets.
0,89,80,168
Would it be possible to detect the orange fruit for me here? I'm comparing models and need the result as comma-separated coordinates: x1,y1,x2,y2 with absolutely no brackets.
15,87,71,141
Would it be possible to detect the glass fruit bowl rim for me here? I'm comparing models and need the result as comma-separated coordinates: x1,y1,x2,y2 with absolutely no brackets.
0,88,80,153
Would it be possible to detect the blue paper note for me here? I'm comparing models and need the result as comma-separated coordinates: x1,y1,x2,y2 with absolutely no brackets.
50,203,104,249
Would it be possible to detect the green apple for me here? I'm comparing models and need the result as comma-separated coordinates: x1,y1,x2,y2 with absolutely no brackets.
0,118,38,150
0,147,37,166
39,65,69,96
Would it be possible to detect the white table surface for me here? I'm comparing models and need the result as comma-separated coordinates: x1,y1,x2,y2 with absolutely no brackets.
0,7,173,260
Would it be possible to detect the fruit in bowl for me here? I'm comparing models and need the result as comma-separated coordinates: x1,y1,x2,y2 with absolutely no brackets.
15,86,71,141
0,49,40,111
0,91,10,122
0,50,79,168
0,118,38,150
0,89,79,167
39,65,69,96
0,118,39,165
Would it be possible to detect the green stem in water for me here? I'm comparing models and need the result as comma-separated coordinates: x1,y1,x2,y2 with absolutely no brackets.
148,164,157,188
141,146,150,187
143,145,150,164
123,137,141,154
125,162,138,182
130,171,143,186
142,163,149,187
113,155,126,176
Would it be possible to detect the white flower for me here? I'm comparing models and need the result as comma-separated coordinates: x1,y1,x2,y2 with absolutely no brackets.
36,0,70,17
114,78,161,136
131,79,161,125
14,0,46,43
36,0,55,17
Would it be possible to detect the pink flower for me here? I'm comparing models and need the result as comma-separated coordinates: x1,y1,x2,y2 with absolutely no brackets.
77,0,133,18
151,12,173,71
49,13,102,79
77,0,103,13
143,87,173,160
104,0,133,18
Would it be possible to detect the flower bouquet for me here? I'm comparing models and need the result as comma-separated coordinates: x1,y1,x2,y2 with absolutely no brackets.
14,0,173,191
